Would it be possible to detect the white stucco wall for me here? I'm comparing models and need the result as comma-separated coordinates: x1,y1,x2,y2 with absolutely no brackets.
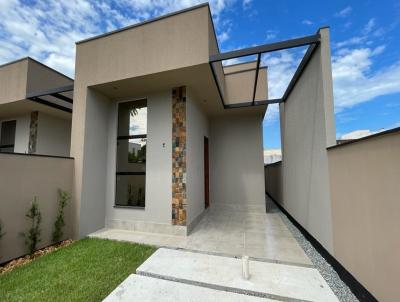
105,90,172,225
280,28,336,252
209,113,265,205
36,112,71,157
186,89,209,225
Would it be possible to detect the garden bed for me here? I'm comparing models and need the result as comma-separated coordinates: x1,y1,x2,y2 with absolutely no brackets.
0,239,73,274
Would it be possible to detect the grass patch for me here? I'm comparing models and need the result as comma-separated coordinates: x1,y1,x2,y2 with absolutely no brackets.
0,238,156,302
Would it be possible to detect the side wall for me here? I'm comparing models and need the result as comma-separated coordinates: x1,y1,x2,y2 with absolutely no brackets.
264,161,282,203
209,113,265,205
280,28,336,252
0,154,74,264
328,130,400,302
186,89,209,226
104,91,174,233
77,89,110,236
36,112,71,157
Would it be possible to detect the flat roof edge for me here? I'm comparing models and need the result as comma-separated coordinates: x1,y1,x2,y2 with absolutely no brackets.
0,57,29,69
27,57,74,81
0,57,74,81
76,3,210,45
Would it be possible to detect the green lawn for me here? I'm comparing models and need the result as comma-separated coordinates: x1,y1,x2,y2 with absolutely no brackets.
0,238,156,302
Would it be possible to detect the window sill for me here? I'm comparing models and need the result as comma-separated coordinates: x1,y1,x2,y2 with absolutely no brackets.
113,205,145,210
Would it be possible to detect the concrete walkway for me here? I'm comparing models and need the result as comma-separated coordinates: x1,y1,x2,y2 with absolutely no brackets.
104,248,339,301
91,201,311,266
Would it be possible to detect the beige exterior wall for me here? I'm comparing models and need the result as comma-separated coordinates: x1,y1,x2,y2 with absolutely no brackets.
74,5,211,88
280,28,336,252
0,59,28,105
224,67,267,105
328,129,400,302
26,59,72,94
0,154,75,264
264,161,282,203
209,112,265,205
36,112,71,157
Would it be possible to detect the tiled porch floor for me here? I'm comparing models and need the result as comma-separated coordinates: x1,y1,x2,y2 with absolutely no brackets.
90,199,312,266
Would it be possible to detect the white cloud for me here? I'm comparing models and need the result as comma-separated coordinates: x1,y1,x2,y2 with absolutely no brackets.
339,129,384,140
218,31,230,42
0,0,237,77
332,45,400,110
302,19,313,25
242,0,252,9
266,30,278,41
363,18,376,34
335,6,352,18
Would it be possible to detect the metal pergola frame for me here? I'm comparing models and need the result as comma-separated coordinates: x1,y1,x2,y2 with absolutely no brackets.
26,84,74,113
209,31,321,109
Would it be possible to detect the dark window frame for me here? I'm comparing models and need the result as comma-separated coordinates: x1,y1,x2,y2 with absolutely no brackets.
114,99,147,208
0,120,16,153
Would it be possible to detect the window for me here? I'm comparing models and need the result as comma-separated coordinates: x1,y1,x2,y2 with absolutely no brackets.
0,120,16,152
115,99,147,207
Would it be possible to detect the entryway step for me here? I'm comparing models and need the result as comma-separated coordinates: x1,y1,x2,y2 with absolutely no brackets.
136,248,339,302
103,274,273,301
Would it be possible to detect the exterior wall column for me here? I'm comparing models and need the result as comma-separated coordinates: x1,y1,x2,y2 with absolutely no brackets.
171,86,187,226
28,111,38,153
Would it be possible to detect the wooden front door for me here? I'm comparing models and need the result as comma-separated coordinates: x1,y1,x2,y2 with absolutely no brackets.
204,136,210,208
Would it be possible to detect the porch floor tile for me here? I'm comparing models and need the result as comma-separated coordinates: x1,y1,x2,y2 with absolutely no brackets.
90,201,312,266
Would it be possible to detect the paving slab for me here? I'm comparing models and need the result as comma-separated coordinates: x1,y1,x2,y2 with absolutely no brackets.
103,274,275,302
137,248,339,302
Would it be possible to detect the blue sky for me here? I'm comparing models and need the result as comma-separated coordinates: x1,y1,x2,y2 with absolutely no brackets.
0,0,399,149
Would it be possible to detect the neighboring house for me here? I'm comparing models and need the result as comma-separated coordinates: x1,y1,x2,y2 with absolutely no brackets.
264,149,282,164
337,129,384,144
0,57,73,157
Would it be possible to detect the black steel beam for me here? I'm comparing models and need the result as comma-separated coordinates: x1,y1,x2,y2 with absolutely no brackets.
252,54,261,105
28,97,72,113
224,98,283,109
51,93,73,104
26,84,74,99
208,62,225,108
282,42,319,102
210,33,320,63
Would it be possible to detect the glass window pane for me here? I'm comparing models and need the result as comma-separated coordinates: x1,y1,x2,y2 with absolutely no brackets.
115,175,145,207
115,99,147,208
117,99,147,137
116,138,146,172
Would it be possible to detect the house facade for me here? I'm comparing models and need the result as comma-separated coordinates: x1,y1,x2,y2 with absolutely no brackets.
1,3,399,301
71,4,268,236
0,57,73,157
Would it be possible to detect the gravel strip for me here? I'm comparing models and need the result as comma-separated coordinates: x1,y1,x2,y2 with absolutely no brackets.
266,195,359,302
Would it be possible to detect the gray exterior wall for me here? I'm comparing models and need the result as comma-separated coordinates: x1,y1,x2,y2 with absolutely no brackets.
264,161,283,203
209,112,265,205
186,89,209,225
0,154,75,264
77,88,110,237
105,91,173,230
280,28,336,252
